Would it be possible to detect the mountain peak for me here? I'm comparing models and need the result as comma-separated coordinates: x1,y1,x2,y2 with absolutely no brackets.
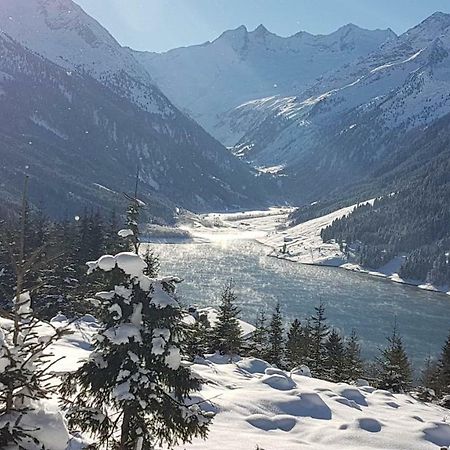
419,11,450,30
336,23,362,33
402,11,450,47
253,24,269,34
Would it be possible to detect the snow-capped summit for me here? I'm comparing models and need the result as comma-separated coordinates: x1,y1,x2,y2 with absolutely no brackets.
0,0,175,115
137,23,395,144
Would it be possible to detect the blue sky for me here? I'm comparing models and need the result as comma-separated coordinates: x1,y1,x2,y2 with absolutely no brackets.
75,0,450,52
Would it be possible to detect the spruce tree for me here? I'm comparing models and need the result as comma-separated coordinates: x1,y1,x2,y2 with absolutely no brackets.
309,303,329,377
142,247,161,278
436,332,450,400
286,319,303,369
211,282,242,358
377,325,412,393
123,198,142,254
186,312,212,360
249,310,268,358
416,355,440,402
324,329,346,382
343,329,364,382
60,252,212,449
267,303,284,368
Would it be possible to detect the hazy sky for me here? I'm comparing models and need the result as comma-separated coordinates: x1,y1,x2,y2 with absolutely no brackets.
75,0,450,53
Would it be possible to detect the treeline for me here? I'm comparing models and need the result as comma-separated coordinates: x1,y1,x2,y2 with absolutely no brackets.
0,205,161,320
320,157,450,285
193,289,450,407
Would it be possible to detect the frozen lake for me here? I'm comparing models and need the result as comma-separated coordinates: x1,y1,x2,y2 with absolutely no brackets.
148,238,450,366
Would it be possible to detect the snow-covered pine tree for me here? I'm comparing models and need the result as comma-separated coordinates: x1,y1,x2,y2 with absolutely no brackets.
376,325,412,393
343,329,364,382
0,293,69,448
324,329,346,382
308,303,329,377
60,251,212,449
266,303,284,368
121,197,142,254
211,282,242,358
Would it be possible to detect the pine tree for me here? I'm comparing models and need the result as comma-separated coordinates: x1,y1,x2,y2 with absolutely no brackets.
60,251,212,449
211,282,242,358
324,329,346,382
377,325,412,393
415,355,440,402
435,332,450,399
250,309,268,358
343,329,364,382
142,247,160,278
309,303,329,377
286,319,303,369
186,312,212,360
266,303,284,368
123,198,142,254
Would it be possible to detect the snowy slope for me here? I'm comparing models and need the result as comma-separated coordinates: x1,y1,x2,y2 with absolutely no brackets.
181,357,450,450
137,24,395,144
3,315,448,450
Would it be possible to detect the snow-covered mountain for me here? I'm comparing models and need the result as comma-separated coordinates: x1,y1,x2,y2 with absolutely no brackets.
137,24,395,145
0,0,171,115
227,12,450,199
0,0,273,216
137,12,450,202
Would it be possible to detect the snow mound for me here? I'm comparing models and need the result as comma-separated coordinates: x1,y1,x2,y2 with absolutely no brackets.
236,358,271,374
337,387,368,406
261,372,296,391
246,414,297,432
356,417,383,433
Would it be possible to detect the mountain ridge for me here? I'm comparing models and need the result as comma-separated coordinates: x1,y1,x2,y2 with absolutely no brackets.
137,22,395,145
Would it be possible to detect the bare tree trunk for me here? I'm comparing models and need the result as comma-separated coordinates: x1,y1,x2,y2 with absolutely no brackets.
120,406,132,450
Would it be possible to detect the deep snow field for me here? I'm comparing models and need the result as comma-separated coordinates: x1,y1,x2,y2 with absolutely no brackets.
2,314,449,450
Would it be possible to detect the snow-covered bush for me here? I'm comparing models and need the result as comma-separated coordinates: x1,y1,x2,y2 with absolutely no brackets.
0,292,70,448
60,252,213,449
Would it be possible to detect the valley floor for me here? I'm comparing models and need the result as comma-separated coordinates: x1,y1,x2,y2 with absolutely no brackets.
180,204,450,296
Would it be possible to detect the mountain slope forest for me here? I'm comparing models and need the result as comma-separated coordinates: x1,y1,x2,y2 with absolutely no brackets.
316,112,450,285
